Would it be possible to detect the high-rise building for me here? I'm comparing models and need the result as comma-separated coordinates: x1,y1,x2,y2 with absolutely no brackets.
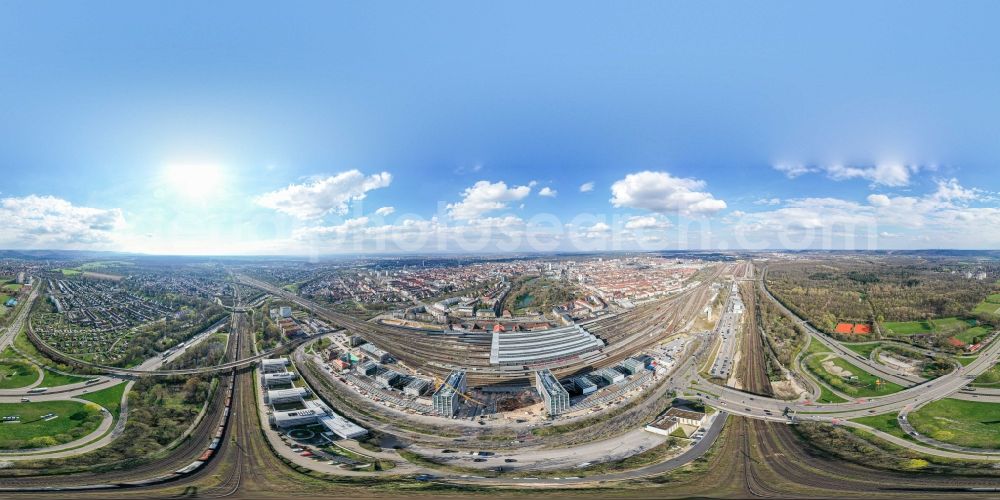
432,370,466,416
535,369,570,416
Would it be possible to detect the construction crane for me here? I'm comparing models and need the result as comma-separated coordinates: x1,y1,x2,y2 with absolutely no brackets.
432,374,487,407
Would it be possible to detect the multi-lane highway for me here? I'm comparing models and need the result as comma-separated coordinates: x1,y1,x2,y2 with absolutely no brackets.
0,284,38,351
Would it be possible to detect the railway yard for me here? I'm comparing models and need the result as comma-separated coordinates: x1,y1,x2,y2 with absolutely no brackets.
1,253,1000,498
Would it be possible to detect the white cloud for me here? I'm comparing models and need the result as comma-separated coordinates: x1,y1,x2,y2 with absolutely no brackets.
0,195,125,247
610,171,727,216
772,164,817,178
930,178,979,202
624,215,672,230
446,180,532,220
775,162,924,187
824,163,919,187
576,222,612,239
754,198,781,206
734,198,876,233
255,170,392,219
465,216,525,229
867,194,891,207
586,222,611,232
730,178,1000,248
292,217,370,239
374,206,395,216
538,187,557,197
579,182,595,193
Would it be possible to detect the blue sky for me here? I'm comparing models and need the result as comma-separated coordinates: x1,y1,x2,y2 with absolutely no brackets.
1,1,999,254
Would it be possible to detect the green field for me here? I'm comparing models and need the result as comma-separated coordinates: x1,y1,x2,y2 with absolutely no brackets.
882,320,934,335
806,339,832,355
843,342,880,358
973,294,1000,315
0,360,39,389
40,369,91,388
973,364,1000,386
851,412,907,440
908,398,1000,449
805,354,904,398
957,356,978,366
0,400,104,449
79,382,128,417
953,325,991,344
2,283,21,292
59,269,82,277
882,317,988,343
814,381,848,403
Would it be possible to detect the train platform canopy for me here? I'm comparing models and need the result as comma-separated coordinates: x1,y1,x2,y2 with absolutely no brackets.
489,324,605,368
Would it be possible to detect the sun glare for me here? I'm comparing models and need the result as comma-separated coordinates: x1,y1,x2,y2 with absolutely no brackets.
163,163,225,199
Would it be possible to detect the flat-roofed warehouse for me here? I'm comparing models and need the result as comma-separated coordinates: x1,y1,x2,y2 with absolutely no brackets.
261,357,290,373
262,372,298,388
356,360,378,376
573,375,597,395
595,367,625,385
266,387,310,404
270,408,323,428
619,357,646,375
644,415,679,436
665,407,706,427
360,342,390,363
404,377,431,396
375,368,401,386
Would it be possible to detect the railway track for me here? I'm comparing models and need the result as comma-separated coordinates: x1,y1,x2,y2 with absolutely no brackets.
737,281,772,397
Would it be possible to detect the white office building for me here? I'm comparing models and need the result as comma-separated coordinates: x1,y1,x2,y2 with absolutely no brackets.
266,387,310,404
261,357,290,374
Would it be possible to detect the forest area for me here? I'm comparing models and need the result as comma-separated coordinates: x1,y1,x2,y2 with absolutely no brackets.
766,258,1000,336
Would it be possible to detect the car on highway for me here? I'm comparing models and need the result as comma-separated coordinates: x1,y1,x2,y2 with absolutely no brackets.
504,458,517,463
442,449,458,453
473,458,487,462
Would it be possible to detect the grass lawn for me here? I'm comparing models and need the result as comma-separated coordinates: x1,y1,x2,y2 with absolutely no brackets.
0,360,40,389
0,294,10,315
2,283,21,292
59,269,82,277
806,339,832,355
882,320,934,335
973,364,1000,386
0,400,104,449
814,382,848,404
843,343,880,358
954,326,991,344
851,412,907,440
957,356,978,366
79,382,127,417
973,294,1000,315
40,369,91,388
805,354,904,398
908,398,1000,449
